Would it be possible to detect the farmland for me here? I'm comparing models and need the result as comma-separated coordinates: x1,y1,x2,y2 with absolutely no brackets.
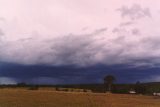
0,88,160,107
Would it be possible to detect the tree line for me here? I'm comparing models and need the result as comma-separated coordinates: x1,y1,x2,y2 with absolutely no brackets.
103,75,159,95
0,75,160,95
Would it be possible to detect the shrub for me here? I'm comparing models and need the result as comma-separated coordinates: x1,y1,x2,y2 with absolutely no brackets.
28,86,39,90
55,87,59,91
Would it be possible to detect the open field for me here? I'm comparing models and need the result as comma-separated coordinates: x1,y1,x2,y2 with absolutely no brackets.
0,88,160,107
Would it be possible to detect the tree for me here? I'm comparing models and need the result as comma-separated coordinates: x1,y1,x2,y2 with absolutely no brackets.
135,81,146,94
104,75,116,92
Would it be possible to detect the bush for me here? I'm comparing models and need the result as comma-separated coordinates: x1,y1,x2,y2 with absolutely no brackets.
135,83,146,94
83,89,87,92
55,87,59,91
28,86,39,90
112,89,129,94
63,88,69,92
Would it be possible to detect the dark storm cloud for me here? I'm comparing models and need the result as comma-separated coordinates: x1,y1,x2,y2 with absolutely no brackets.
1,62,160,84
0,62,103,84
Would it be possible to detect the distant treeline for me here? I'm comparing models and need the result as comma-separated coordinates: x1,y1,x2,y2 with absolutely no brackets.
0,82,160,94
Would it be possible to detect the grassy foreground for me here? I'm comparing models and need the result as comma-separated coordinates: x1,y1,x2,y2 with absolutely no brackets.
0,89,160,107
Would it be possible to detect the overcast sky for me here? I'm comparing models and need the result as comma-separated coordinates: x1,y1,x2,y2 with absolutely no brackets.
0,0,160,84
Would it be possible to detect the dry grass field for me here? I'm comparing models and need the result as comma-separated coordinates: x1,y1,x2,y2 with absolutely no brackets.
0,88,160,107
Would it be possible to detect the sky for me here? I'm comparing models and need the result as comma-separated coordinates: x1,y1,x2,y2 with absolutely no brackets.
0,0,160,84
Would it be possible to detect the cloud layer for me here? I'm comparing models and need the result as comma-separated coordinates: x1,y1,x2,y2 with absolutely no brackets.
0,0,160,69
